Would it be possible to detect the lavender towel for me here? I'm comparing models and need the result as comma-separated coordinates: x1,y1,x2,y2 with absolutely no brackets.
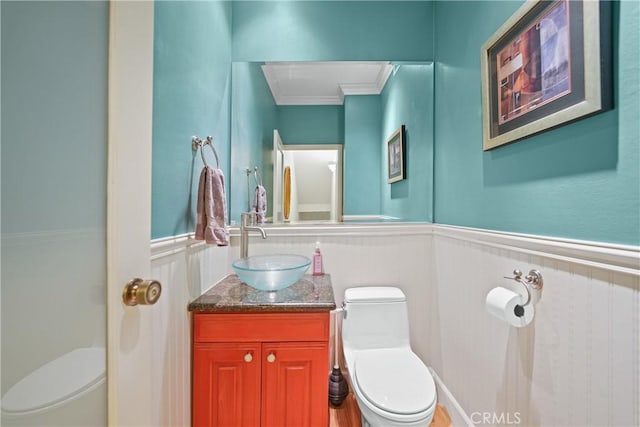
253,184,267,224
195,166,229,246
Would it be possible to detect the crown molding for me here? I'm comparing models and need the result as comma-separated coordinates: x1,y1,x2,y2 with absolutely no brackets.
261,61,392,106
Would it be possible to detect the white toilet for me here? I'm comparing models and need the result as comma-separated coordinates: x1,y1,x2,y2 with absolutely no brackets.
341,287,437,427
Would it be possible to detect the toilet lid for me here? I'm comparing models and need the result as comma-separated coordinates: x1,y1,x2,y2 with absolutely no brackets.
344,287,405,303
1,347,105,414
355,349,436,415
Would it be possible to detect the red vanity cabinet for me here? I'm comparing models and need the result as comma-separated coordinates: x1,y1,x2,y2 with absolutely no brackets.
192,312,330,427
193,342,262,426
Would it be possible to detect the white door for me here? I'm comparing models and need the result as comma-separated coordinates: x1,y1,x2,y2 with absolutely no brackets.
273,129,285,223
2,0,115,425
107,1,156,425
1,2,156,425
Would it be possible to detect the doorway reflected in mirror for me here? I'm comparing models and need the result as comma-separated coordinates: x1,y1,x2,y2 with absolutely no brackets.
273,129,343,224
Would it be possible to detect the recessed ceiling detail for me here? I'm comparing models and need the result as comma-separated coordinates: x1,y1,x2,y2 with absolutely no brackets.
261,61,393,106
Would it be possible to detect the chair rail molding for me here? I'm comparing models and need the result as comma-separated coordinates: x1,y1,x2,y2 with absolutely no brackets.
432,224,640,276
149,224,639,276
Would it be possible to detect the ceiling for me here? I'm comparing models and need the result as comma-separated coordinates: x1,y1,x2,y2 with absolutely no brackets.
261,61,393,106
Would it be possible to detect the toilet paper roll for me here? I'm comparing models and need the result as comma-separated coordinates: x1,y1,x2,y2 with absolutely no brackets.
485,286,534,327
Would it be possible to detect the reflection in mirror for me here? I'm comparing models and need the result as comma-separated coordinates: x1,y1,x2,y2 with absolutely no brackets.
230,61,434,225
273,129,342,223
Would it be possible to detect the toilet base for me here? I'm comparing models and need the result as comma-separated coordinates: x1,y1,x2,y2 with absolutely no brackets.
354,392,434,427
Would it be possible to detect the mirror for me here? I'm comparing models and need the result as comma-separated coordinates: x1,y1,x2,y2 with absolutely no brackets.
230,61,434,225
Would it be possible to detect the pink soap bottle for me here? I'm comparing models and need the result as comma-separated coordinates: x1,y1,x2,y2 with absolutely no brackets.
312,241,324,276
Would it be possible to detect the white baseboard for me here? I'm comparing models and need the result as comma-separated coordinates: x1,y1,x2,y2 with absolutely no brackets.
429,367,475,427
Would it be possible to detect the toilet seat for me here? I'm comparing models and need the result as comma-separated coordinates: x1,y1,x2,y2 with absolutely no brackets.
354,348,436,416
1,347,105,415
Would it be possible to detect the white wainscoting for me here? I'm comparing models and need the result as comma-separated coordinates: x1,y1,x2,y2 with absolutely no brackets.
430,225,639,427
149,235,231,426
148,224,433,426
239,223,435,361
149,224,639,427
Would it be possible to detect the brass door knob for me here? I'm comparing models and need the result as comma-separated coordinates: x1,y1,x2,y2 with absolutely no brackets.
244,352,253,363
122,278,162,306
266,353,276,363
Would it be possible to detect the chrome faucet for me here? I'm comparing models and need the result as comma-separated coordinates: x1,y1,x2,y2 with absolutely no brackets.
240,212,267,258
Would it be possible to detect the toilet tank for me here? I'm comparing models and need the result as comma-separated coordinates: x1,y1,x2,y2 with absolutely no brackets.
342,287,411,351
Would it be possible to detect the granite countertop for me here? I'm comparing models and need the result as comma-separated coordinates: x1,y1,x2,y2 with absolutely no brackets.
188,274,336,313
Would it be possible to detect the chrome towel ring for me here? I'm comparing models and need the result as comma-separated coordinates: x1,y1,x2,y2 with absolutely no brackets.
192,135,220,168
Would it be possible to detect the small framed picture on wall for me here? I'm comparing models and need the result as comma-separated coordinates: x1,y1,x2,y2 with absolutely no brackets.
387,125,405,184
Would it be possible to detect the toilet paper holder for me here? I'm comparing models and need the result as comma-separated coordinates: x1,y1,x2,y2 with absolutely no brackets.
503,269,543,308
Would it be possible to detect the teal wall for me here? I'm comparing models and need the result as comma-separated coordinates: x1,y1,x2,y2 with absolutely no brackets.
277,106,345,145
151,0,639,246
433,1,640,245
152,1,232,238
380,63,435,221
344,95,382,216
232,1,434,61
230,62,278,224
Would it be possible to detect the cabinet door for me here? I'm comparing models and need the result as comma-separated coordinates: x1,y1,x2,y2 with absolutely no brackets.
261,342,329,427
193,343,261,427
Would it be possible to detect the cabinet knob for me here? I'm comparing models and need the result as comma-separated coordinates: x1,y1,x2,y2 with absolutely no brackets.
244,352,253,363
266,353,276,363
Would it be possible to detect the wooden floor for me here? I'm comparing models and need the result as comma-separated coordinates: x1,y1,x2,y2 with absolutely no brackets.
329,393,452,427
329,394,361,427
